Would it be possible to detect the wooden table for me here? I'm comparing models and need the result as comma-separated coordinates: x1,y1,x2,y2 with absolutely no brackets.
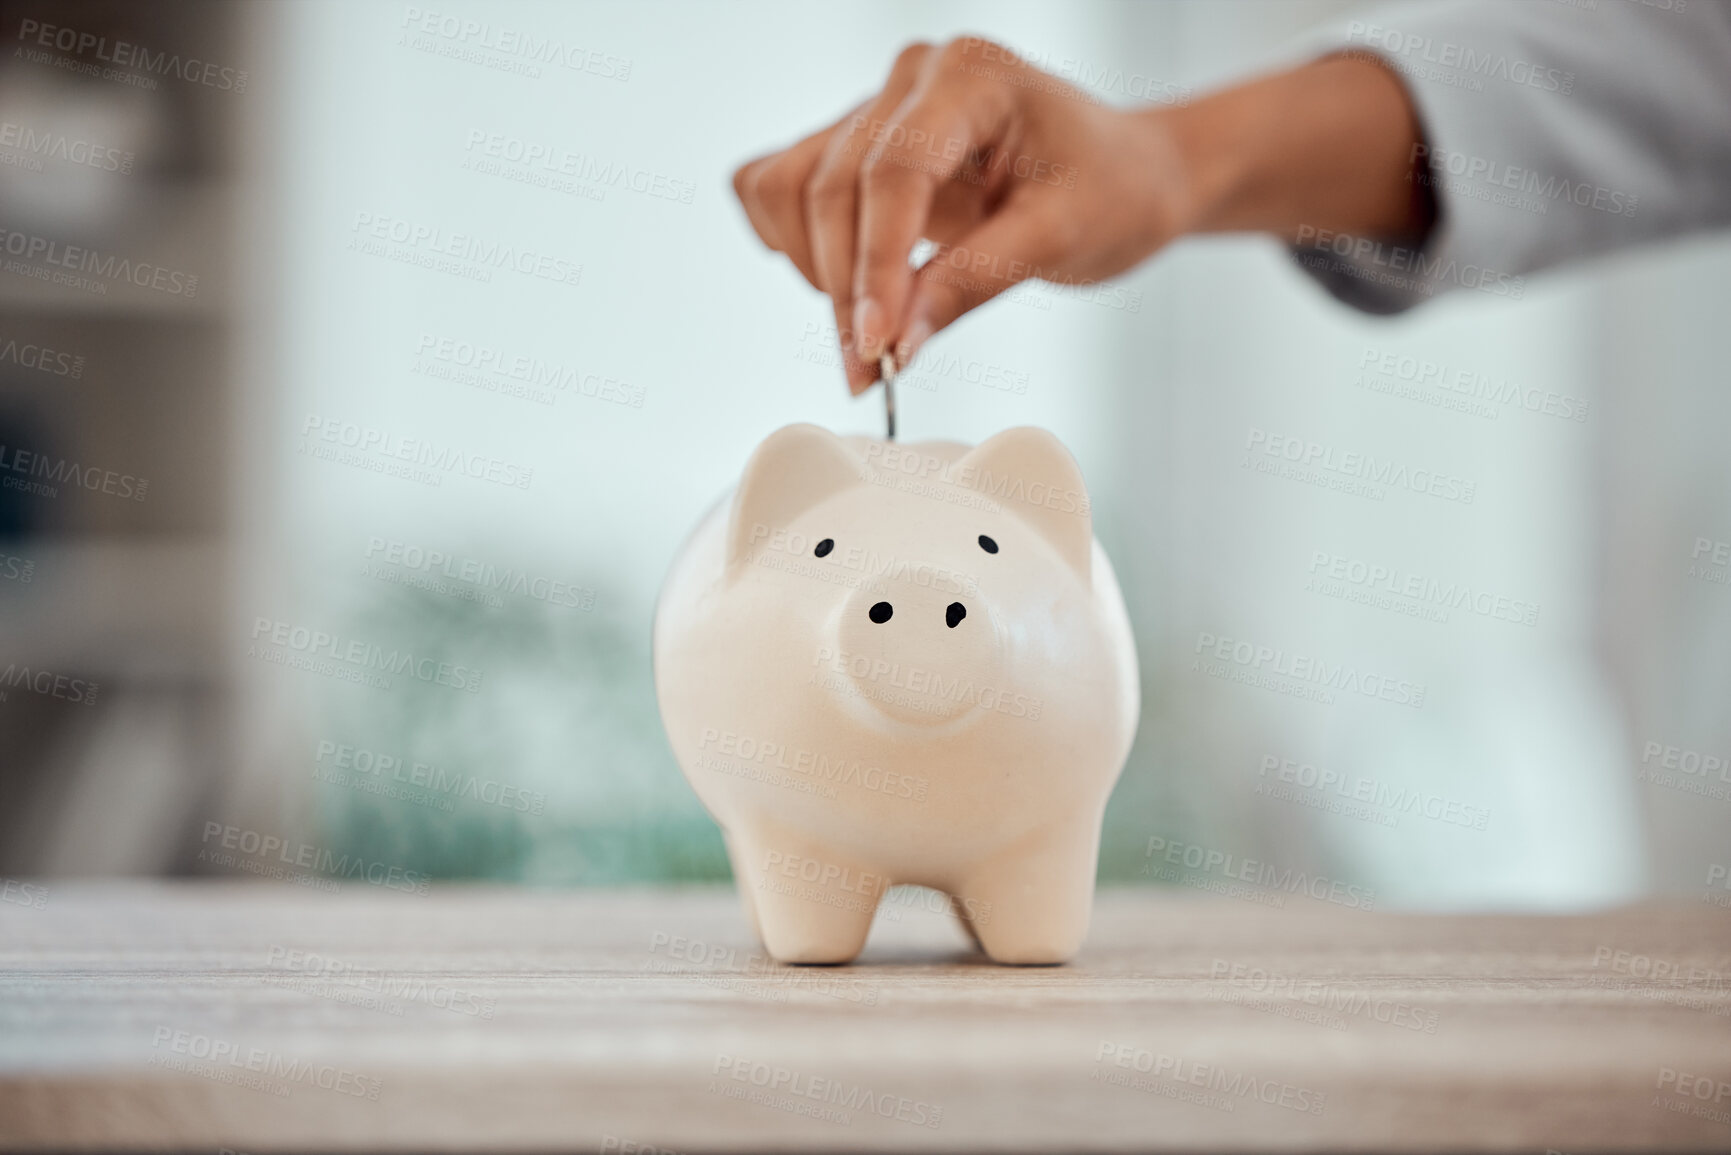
1,882,1728,1152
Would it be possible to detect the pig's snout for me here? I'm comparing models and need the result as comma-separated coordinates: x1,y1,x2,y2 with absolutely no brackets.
831,582,1000,726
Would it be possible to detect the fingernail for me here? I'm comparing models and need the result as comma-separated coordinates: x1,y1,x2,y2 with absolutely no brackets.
895,314,935,369
846,365,869,396
854,297,886,361
842,347,873,396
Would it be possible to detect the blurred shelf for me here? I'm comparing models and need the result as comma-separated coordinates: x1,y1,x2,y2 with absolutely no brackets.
0,181,230,320
0,537,225,677
0,884,1727,1151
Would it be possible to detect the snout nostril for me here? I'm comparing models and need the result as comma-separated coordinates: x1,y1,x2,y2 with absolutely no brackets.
868,601,894,624
946,602,966,628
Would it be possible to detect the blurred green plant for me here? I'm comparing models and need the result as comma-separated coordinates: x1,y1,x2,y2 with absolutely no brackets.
314,582,729,884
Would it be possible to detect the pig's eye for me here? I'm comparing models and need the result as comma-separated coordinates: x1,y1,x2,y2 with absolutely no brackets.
978,535,999,554
946,602,967,628
814,538,834,557
869,602,893,624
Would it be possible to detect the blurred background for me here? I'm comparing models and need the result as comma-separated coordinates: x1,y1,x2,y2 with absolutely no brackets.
1,0,1725,910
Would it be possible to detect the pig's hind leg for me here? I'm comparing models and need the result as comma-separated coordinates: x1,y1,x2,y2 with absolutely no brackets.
725,820,882,965
951,821,1098,965
720,828,764,944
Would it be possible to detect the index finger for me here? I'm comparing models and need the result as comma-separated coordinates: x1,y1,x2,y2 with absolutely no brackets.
851,52,1011,365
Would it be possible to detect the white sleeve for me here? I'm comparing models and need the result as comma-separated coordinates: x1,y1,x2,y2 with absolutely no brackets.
1291,0,1731,314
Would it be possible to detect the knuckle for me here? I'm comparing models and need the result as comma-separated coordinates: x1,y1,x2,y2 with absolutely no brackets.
860,233,910,276
733,159,769,205
938,36,984,72
891,41,933,76
803,168,853,215
859,151,910,193
751,162,799,211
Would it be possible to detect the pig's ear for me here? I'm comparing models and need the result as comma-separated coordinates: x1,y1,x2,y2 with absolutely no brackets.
955,427,1092,580
726,423,862,571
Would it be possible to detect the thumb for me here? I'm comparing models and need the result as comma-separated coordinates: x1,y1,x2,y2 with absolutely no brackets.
893,204,1065,366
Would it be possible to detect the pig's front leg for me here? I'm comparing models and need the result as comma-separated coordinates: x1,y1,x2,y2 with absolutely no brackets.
952,821,1099,965
724,819,885,965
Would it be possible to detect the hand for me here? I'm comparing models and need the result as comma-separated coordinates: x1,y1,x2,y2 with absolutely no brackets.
733,39,1431,396
732,38,1193,394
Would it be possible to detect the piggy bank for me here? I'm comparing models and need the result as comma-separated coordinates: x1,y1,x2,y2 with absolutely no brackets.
653,423,1139,964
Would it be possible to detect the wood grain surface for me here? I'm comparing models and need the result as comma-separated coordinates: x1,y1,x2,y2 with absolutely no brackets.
1,882,1728,1152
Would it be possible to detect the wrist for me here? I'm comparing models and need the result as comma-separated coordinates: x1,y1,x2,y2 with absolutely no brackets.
1151,54,1433,243
1152,96,1255,237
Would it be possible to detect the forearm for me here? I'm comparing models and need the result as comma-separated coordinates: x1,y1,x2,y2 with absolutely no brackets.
1160,53,1434,245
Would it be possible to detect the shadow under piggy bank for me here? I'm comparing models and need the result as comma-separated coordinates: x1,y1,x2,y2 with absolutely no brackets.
654,423,1139,964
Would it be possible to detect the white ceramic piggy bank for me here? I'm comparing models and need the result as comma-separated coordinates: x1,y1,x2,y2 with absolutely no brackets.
654,423,1138,964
